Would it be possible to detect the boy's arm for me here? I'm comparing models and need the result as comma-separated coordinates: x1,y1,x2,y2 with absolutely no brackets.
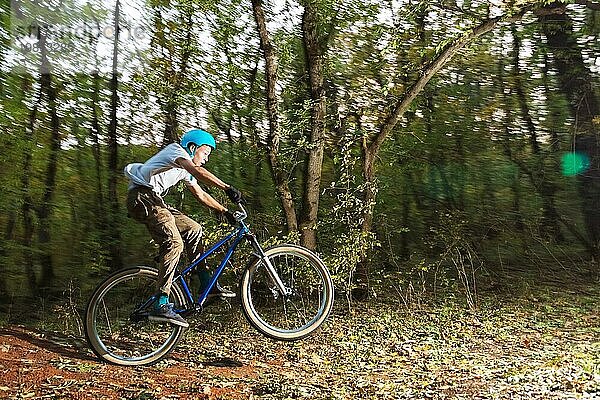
177,158,230,190
185,181,228,213
177,157,243,204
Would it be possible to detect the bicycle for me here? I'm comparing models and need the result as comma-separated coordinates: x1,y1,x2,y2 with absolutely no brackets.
84,203,334,366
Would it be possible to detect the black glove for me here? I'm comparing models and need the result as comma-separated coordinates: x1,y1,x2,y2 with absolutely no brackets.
222,210,237,225
225,186,243,204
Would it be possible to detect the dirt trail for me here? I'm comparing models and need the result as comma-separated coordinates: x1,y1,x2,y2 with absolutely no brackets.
0,326,258,399
2,294,599,399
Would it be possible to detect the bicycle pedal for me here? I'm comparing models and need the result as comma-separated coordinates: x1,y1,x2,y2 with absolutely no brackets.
207,292,236,299
180,306,202,318
130,312,150,322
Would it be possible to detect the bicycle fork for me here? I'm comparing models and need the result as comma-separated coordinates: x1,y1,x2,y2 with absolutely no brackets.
247,234,292,296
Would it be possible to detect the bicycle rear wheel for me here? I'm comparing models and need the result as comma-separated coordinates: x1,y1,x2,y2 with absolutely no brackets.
240,245,334,341
84,267,188,366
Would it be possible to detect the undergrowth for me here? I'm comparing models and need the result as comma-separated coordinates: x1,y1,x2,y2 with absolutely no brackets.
2,277,598,399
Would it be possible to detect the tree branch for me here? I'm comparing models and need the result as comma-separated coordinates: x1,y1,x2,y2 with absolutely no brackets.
367,2,545,158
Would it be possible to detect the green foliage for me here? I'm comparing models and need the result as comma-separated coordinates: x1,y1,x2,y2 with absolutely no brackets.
322,228,378,295
0,0,598,315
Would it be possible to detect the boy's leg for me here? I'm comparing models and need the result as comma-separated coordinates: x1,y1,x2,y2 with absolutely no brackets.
170,208,203,263
127,188,189,327
145,207,184,295
127,188,185,295
143,211,190,327
170,208,235,298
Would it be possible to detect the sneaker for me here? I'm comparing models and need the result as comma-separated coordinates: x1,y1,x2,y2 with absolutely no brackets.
149,303,189,328
198,269,236,299
208,282,236,299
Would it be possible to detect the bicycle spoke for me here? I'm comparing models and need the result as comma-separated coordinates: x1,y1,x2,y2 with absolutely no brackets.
101,300,113,337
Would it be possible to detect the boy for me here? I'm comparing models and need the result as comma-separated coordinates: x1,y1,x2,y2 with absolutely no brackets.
124,129,242,327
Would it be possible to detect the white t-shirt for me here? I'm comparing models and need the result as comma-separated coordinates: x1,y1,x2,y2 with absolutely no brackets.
124,143,196,197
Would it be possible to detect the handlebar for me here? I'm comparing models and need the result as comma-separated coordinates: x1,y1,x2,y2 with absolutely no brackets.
233,202,247,223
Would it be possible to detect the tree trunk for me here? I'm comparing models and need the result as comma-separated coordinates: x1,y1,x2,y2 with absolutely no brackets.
538,3,600,259
352,145,377,299
36,28,61,287
251,0,298,233
245,61,265,213
0,210,15,297
299,0,327,250
541,49,562,153
512,29,541,154
161,7,193,146
86,19,114,268
226,50,242,180
91,71,106,210
511,27,564,242
107,0,123,270
22,85,39,293
163,104,179,145
498,52,526,235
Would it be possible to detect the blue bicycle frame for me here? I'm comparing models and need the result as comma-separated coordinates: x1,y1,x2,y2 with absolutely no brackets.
174,221,249,309
132,204,289,317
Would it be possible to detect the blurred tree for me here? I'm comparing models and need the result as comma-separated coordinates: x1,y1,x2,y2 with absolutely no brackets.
251,0,299,232
538,2,600,262
298,0,327,250
35,26,61,287
0,0,598,311
509,26,563,242
107,0,123,270
149,0,196,145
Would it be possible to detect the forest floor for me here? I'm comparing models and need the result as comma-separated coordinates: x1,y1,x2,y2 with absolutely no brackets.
0,283,599,400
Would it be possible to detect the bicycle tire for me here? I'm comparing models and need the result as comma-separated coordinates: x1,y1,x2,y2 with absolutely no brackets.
84,266,188,366
240,245,334,341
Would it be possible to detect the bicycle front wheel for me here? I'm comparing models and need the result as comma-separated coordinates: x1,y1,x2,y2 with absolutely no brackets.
84,267,188,366
240,245,334,341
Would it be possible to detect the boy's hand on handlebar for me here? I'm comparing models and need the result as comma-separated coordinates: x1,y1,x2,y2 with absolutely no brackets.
222,210,237,225
225,186,243,204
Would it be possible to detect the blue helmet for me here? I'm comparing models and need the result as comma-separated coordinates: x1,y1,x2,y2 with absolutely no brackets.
180,129,216,155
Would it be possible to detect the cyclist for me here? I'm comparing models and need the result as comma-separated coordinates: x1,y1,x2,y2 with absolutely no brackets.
124,129,242,327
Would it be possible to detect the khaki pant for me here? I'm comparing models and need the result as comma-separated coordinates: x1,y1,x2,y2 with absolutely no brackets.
127,186,202,295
